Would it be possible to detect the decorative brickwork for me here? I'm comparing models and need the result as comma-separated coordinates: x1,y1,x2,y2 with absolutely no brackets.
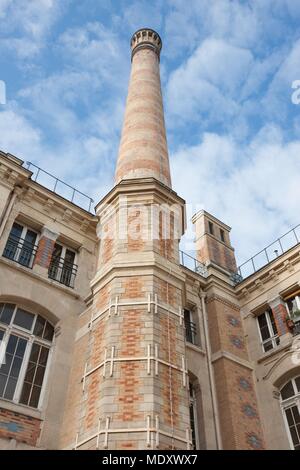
206,294,265,449
0,408,41,446
270,300,289,336
34,236,55,269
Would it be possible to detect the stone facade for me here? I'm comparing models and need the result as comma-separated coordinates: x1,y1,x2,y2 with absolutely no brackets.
0,28,299,451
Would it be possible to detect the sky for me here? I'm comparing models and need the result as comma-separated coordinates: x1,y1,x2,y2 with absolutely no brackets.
0,0,300,268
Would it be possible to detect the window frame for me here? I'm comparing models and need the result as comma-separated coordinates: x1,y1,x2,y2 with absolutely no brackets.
280,377,300,450
184,309,198,346
256,308,280,352
0,303,54,410
3,222,40,268
285,295,300,317
48,241,77,288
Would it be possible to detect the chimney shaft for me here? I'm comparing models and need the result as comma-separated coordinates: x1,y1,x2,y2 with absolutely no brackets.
115,28,171,187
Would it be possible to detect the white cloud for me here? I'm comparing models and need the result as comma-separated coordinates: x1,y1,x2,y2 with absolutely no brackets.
0,0,64,58
172,127,300,265
166,38,253,128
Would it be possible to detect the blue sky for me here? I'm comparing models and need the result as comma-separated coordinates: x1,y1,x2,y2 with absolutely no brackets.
0,0,300,266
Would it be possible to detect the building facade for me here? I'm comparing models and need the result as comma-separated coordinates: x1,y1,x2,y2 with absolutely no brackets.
0,29,299,450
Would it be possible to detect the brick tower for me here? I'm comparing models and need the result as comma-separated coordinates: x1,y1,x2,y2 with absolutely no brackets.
60,29,191,450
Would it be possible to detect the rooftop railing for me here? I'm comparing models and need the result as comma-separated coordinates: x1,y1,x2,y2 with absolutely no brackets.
232,223,300,284
179,250,208,278
25,162,94,213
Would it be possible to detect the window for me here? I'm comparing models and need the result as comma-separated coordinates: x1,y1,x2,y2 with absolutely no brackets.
257,309,280,352
208,221,214,235
286,294,300,321
280,377,300,450
184,309,198,346
48,243,77,288
3,222,38,268
189,381,199,449
0,303,54,408
220,229,225,243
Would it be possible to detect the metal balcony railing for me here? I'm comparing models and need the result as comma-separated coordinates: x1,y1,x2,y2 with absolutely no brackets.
180,250,208,278
185,320,198,345
48,258,78,288
2,236,37,268
26,162,94,213
231,223,300,284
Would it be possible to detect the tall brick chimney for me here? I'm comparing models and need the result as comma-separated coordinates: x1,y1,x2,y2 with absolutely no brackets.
115,28,171,187
61,29,190,450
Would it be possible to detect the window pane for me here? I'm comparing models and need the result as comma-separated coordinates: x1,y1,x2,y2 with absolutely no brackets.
0,374,5,396
10,357,23,378
286,408,294,426
294,406,300,424
0,330,4,341
13,308,34,331
33,316,46,338
29,385,41,408
20,343,49,408
43,322,54,342
24,362,36,383
16,338,27,357
50,244,62,265
34,366,46,387
24,230,37,245
0,304,15,325
6,335,17,354
295,377,300,393
30,343,40,363
0,354,12,375
258,313,271,341
290,426,299,446
65,249,75,265
39,347,49,366
19,382,31,405
0,334,27,401
281,381,295,400
4,377,17,400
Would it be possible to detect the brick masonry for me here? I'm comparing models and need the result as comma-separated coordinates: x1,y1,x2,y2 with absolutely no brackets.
0,407,41,446
34,236,55,269
271,302,289,336
206,295,265,449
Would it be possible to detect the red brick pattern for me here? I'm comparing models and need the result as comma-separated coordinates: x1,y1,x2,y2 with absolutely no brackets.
0,407,41,447
115,47,171,187
271,303,289,336
34,236,55,269
206,295,265,449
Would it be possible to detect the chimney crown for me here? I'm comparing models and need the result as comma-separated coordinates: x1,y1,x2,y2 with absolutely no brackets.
131,28,162,61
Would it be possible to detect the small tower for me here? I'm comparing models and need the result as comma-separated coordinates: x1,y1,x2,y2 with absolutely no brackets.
192,210,237,273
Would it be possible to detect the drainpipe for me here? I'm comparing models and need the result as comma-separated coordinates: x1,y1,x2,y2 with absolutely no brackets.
198,287,222,449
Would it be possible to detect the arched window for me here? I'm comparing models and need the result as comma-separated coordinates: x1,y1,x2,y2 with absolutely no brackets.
280,376,300,450
0,303,54,409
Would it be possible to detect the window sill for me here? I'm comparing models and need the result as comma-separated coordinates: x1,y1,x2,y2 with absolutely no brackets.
186,342,206,355
0,397,42,420
257,335,293,364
